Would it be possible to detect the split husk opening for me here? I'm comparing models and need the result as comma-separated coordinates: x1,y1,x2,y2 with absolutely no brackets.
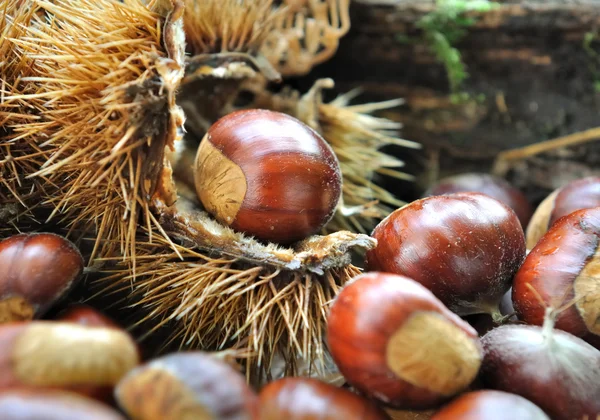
0,0,418,380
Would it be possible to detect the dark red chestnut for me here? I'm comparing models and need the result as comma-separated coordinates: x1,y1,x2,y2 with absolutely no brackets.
115,351,258,420
480,320,600,420
327,272,483,409
259,377,389,419
57,304,120,329
0,233,84,323
424,173,532,227
513,207,600,348
366,193,526,319
0,389,125,420
194,109,342,244
526,176,600,249
431,390,549,420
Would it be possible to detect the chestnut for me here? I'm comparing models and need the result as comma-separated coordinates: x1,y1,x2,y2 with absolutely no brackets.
385,409,435,420
57,305,136,404
526,176,600,249
480,321,600,420
431,390,549,420
0,233,84,322
259,377,389,419
423,172,532,227
194,109,342,244
115,351,258,420
327,272,482,409
513,207,600,348
366,193,526,318
57,304,120,329
0,321,139,390
0,389,125,420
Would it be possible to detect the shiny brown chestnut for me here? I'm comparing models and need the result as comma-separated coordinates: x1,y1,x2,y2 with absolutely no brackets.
480,319,600,420
259,377,389,419
385,409,435,420
115,351,258,420
327,272,483,409
431,390,549,420
526,176,600,249
194,109,342,244
0,321,139,390
366,193,526,319
423,173,532,227
513,207,600,348
57,304,120,329
0,233,84,322
0,389,125,420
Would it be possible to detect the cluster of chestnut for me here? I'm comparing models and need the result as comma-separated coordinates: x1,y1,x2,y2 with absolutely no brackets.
1,105,599,419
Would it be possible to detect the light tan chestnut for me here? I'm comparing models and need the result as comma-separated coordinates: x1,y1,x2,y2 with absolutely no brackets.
0,321,139,390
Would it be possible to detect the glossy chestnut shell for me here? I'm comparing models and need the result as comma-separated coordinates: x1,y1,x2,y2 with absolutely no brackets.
194,109,342,244
513,207,600,348
366,193,526,317
480,324,600,420
431,390,549,420
424,173,532,227
115,351,258,420
526,176,600,249
327,272,482,409
259,377,389,419
0,233,84,323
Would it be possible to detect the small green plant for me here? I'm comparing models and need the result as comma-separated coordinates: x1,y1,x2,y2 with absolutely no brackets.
414,0,498,101
583,31,600,93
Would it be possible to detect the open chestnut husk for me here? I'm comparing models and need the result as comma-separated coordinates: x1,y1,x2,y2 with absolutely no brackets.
327,272,483,409
366,193,526,319
259,377,389,419
480,319,600,420
431,390,549,420
513,207,600,347
423,173,532,227
0,233,84,323
526,176,600,249
115,351,258,420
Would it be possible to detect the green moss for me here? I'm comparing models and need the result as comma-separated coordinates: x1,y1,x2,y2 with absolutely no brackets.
409,0,498,101
583,31,600,93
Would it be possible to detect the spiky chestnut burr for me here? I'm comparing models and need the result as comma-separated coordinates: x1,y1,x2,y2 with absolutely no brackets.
115,352,258,420
0,390,125,420
0,233,84,323
2,0,395,381
0,321,139,390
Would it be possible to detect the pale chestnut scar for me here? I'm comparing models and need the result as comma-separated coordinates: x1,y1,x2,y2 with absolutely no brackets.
118,368,213,420
575,245,600,335
13,324,138,386
385,311,481,396
0,297,34,323
194,136,246,226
